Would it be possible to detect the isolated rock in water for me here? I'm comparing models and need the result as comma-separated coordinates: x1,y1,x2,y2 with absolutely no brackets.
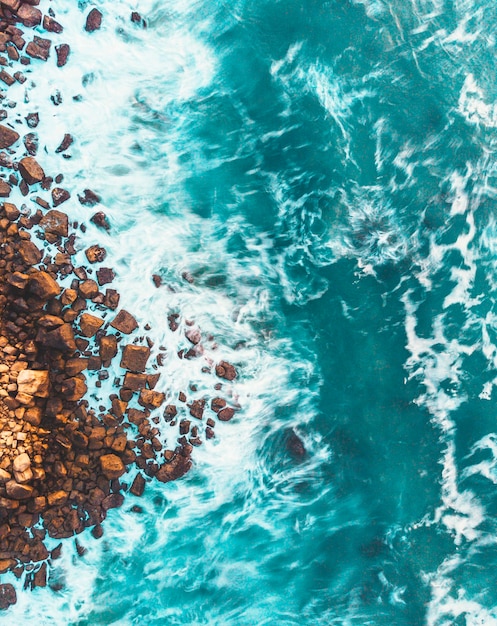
85,8,102,32
286,431,306,458
110,310,138,334
78,188,101,205
43,15,64,34
85,244,106,263
55,133,73,153
51,187,70,207
0,124,19,148
55,43,70,67
156,454,191,483
16,369,49,397
18,156,44,185
215,360,237,381
0,584,16,610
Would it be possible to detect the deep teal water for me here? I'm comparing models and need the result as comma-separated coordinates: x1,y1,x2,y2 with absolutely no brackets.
6,0,497,624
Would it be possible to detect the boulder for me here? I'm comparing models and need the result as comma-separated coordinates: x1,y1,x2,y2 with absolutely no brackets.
99,335,117,362
156,454,191,483
85,244,106,263
39,209,68,236
17,5,42,27
138,389,165,409
55,43,70,67
130,473,145,497
85,8,102,32
120,345,150,372
0,583,16,610
215,360,237,381
5,480,33,500
19,240,42,264
36,322,76,352
99,454,125,479
217,407,235,422
60,376,87,401
51,187,70,207
79,313,103,337
110,309,138,334
16,369,49,397
43,15,63,33
0,124,19,148
0,180,11,197
18,156,44,185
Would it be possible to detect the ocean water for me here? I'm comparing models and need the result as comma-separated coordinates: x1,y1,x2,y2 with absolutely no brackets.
4,0,497,623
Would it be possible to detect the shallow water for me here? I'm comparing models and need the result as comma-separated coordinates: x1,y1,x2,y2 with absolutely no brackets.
4,0,497,623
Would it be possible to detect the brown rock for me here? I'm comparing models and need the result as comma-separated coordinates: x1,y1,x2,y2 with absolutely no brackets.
85,8,102,32
91,211,110,231
0,179,11,197
16,369,49,397
218,407,236,422
29,270,61,301
138,389,165,409
0,124,19,149
96,266,114,285
79,312,104,337
130,473,145,497
110,310,138,334
43,15,63,33
36,322,76,352
19,240,42,264
26,40,49,60
120,345,150,372
32,562,47,589
5,480,33,499
211,397,226,413
24,406,42,426
52,187,70,207
65,357,88,376
123,372,147,391
4,202,20,220
0,583,16,610
18,156,44,185
215,360,237,381
104,288,120,309
85,244,106,263
100,454,125,479
156,454,191,483
39,208,68,236
55,43,70,67
7,271,29,289
61,376,87,401
99,334,117,362
47,491,68,507
78,188,100,205
18,5,42,27
78,279,99,299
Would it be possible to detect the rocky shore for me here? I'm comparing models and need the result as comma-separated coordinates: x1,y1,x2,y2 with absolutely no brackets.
0,1,239,609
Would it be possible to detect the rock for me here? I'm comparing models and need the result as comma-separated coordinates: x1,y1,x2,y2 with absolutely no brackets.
185,328,201,344
43,15,63,33
61,376,87,400
0,469,11,483
211,397,226,413
156,454,191,483
0,179,11,197
85,244,106,263
120,345,150,372
91,211,110,231
79,313,103,337
26,39,50,61
39,208,68,236
7,271,29,289
85,8,102,32
51,187,70,207
0,583,16,610
4,202,20,220
78,279,99,299
110,310,138,334
55,43,70,67
138,389,165,409
78,188,100,205
55,133,73,153
130,473,145,496
36,322,76,352
99,335,117,362
29,270,61,300
32,562,47,588
24,406,42,426
189,399,205,419
217,407,235,422
18,156,44,185
0,124,19,148
6,480,33,500
100,454,125,479
104,288,120,309
26,112,39,128
123,372,147,390
17,5,42,27
16,369,49,397
0,70,15,86
13,453,30,474
152,274,162,287
96,266,114,285
19,240,42,264
215,360,237,381
286,431,306,458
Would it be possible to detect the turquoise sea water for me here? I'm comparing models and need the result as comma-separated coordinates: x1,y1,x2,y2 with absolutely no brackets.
5,0,497,624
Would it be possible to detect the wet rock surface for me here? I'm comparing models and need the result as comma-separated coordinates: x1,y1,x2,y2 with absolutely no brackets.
0,0,242,605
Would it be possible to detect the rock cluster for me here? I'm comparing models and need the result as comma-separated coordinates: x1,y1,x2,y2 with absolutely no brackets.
0,0,240,603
